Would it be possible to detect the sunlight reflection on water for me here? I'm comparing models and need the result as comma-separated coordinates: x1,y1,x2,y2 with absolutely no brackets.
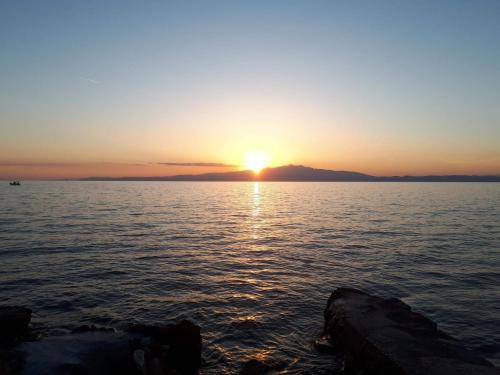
0,181,499,372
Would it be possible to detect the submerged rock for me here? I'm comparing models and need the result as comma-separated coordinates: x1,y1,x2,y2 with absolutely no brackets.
239,358,287,375
240,359,274,375
71,325,115,334
322,287,500,375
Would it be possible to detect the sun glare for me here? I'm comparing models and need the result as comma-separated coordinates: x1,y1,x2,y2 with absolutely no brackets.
245,151,269,174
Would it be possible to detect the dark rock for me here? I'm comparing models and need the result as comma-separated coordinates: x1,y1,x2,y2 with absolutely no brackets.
322,287,500,375
128,319,201,375
0,348,25,375
0,306,32,342
164,320,201,374
313,336,337,354
240,359,273,375
20,331,139,375
71,324,115,334
0,307,32,374
239,358,287,375
0,304,201,375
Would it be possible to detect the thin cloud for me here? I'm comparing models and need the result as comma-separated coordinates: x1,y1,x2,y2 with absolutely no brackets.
157,162,239,168
79,76,101,84
0,162,145,167
0,162,82,167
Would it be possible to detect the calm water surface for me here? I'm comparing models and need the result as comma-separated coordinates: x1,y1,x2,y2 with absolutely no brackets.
1,182,499,372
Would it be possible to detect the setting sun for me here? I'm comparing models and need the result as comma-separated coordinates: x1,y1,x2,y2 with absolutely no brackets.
245,151,269,174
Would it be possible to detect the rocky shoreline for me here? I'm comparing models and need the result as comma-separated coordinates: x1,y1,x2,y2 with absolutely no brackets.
1,289,498,374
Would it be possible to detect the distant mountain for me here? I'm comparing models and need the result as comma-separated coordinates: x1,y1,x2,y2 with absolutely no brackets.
377,175,500,182
257,165,375,181
81,165,500,182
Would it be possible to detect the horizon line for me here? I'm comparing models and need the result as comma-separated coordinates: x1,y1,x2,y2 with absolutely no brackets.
2,164,500,181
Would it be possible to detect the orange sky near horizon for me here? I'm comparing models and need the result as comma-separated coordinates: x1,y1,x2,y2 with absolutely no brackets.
2,97,499,179
1,148,499,180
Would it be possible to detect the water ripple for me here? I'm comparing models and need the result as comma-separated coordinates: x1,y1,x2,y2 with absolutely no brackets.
0,181,499,372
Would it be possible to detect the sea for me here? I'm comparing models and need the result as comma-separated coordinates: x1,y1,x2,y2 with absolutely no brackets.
1,181,499,373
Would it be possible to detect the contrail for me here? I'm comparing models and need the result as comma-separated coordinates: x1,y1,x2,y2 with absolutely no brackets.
79,76,101,84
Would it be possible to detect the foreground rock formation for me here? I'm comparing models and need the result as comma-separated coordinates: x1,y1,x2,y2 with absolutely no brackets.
0,307,201,375
0,306,32,344
0,306,33,374
322,287,499,375
128,320,202,375
2,290,499,374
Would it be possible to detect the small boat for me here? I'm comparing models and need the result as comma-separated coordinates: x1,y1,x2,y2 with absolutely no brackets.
9,181,21,186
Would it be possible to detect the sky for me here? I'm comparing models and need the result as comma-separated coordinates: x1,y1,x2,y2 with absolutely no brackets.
1,0,499,179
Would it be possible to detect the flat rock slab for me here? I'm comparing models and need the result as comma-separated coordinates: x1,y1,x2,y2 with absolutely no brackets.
323,288,499,375
2,319,201,375
20,331,137,375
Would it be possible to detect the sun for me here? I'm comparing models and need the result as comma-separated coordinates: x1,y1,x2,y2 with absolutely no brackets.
245,151,269,174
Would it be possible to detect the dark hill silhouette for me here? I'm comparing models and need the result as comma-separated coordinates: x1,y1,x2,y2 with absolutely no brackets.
81,165,500,182
258,165,375,181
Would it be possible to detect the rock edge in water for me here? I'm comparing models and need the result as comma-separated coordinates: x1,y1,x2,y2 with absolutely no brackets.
128,319,202,375
0,306,32,343
0,306,33,374
322,287,499,375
